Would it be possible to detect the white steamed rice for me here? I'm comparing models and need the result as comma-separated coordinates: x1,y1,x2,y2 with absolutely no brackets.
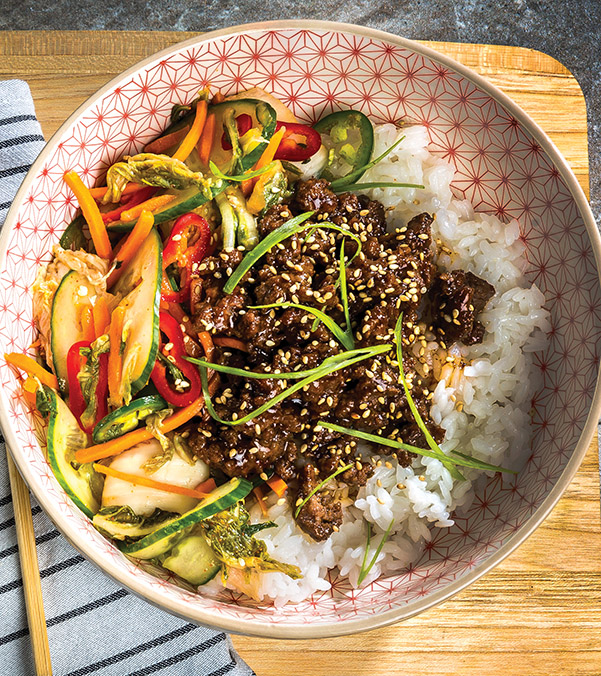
221,123,550,606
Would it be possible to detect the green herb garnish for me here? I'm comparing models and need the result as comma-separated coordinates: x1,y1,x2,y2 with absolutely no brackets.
330,135,407,191
209,160,278,183
338,244,353,347
250,302,354,350
223,213,363,294
393,314,516,477
391,313,463,480
294,462,353,518
187,347,376,380
332,181,424,194
317,421,514,475
357,519,395,585
198,344,391,427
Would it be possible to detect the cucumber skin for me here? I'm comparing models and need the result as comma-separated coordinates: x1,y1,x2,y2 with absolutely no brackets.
112,228,162,396
45,391,99,518
92,394,166,443
107,183,228,233
121,478,253,559
132,230,161,395
50,270,95,393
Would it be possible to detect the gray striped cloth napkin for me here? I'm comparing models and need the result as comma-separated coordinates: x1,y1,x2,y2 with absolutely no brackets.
0,80,255,676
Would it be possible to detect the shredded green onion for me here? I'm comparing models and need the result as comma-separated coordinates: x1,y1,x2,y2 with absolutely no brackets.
186,347,375,380
223,213,363,294
249,302,354,350
393,313,463,481
198,344,391,427
393,314,516,477
333,181,425,194
223,212,314,293
338,245,353,347
209,160,277,183
357,520,395,585
330,135,407,191
294,462,353,518
317,421,514,474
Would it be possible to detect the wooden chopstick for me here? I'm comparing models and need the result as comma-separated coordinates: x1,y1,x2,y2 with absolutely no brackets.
6,450,53,676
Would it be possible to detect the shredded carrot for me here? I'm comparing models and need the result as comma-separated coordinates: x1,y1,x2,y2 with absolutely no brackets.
211,92,226,105
198,331,215,362
198,113,216,166
253,486,268,517
196,477,217,494
242,125,286,197
93,463,212,499
107,211,156,288
5,353,58,390
75,384,217,464
119,195,176,223
212,337,248,352
144,126,190,154
63,171,112,259
173,100,208,162
107,305,126,409
23,377,39,406
266,475,288,498
79,304,95,343
92,297,111,337
89,183,145,201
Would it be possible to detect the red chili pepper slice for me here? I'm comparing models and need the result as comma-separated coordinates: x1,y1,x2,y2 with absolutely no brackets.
150,312,202,407
100,186,157,224
161,213,211,305
67,340,89,425
66,340,109,433
221,113,253,151
273,121,321,162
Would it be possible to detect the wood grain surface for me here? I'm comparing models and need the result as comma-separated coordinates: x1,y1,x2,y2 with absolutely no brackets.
1,31,599,676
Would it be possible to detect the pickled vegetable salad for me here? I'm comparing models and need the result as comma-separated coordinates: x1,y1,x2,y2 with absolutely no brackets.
8,88,383,595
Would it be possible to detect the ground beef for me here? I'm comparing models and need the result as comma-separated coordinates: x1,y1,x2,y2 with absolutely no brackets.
295,464,343,541
431,269,495,345
187,178,494,541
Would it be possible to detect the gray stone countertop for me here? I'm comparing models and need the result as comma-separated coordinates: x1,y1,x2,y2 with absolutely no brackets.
0,0,599,223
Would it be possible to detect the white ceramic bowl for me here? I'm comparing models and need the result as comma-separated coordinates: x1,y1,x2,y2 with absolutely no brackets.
1,21,600,638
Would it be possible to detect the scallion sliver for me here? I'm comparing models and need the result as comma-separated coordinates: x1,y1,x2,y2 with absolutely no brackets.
198,344,392,427
357,519,395,585
250,302,354,350
332,181,425,194
186,346,376,380
294,462,353,518
223,213,363,294
317,421,515,475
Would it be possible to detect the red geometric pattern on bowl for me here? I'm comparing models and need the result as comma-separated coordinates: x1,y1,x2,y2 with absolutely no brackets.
1,24,599,636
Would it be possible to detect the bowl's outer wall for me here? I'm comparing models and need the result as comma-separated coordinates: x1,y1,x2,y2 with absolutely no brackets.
1,22,600,638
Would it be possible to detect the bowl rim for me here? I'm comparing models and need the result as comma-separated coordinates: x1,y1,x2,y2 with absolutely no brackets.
2,19,601,639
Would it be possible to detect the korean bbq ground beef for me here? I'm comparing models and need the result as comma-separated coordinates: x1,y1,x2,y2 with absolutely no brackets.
187,179,494,541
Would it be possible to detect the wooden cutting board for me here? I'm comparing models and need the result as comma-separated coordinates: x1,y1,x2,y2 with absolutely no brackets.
2,31,599,676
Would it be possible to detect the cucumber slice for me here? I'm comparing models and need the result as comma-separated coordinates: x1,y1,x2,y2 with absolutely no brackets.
50,270,97,393
92,395,166,443
107,182,228,233
121,477,252,560
44,388,101,518
161,533,221,586
112,228,162,396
